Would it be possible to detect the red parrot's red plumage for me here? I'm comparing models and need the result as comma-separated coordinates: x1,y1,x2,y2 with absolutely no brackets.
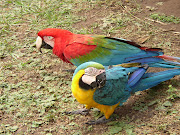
37,28,96,63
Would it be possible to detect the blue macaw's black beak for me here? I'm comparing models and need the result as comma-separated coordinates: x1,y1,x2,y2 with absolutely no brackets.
90,72,106,89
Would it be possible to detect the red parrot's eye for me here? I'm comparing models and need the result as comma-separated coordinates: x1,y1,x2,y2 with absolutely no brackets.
47,36,54,40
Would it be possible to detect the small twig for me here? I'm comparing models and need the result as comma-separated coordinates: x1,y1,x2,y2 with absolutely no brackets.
162,29,175,32
119,3,153,26
171,41,180,42
173,32,180,35
145,17,167,25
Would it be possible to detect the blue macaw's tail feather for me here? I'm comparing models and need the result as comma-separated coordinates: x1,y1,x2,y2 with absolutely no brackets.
170,56,180,60
131,69,180,93
168,56,180,60
149,60,180,68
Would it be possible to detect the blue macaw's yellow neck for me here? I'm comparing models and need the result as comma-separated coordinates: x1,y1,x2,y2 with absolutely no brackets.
71,69,120,119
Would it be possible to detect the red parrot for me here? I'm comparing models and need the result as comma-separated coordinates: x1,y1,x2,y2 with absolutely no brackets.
36,28,180,68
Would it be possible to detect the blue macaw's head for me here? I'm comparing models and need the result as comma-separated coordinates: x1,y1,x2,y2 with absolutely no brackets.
73,61,106,89
72,61,105,78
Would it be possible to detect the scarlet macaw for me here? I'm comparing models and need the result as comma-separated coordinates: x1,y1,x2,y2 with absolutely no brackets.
36,28,180,68
70,61,180,124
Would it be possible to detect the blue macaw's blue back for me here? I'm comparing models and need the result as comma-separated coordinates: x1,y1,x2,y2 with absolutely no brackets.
93,66,138,106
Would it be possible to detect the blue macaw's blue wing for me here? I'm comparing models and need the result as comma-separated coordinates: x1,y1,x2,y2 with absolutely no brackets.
128,66,148,87
93,66,139,106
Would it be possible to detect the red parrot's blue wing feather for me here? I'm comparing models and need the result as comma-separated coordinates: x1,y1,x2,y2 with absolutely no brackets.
63,35,180,68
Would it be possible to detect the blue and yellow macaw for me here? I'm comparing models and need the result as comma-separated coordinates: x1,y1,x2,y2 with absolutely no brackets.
70,61,180,124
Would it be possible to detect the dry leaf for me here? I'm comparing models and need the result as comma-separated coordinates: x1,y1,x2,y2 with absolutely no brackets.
137,36,151,44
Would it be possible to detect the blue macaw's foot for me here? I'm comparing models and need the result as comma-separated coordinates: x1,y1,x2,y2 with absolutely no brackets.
64,109,90,116
85,115,114,125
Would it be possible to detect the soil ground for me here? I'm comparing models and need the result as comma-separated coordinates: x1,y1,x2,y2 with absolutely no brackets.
0,0,180,135
136,0,180,32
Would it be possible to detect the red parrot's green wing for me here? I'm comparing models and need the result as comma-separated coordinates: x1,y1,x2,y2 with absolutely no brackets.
63,35,174,67
64,35,143,66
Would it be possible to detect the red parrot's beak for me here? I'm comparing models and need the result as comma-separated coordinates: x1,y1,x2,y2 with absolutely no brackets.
35,36,53,53
36,36,43,53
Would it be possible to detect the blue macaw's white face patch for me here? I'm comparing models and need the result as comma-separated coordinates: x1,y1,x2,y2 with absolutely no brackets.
82,67,106,88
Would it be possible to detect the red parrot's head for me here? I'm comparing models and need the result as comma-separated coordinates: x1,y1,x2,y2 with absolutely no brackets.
35,28,72,53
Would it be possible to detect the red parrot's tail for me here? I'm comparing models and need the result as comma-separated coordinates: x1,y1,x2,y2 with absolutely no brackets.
156,55,180,61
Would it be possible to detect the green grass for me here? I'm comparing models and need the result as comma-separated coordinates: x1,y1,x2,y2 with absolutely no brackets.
1,1,81,134
150,13,180,24
0,0,180,134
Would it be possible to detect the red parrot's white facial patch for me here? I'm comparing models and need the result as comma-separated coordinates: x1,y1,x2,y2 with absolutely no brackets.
43,36,55,48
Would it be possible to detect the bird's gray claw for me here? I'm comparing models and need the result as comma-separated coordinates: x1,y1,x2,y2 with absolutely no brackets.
85,116,114,125
85,120,96,125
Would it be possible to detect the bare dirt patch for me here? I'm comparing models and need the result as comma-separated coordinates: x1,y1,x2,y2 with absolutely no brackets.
136,0,180,32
